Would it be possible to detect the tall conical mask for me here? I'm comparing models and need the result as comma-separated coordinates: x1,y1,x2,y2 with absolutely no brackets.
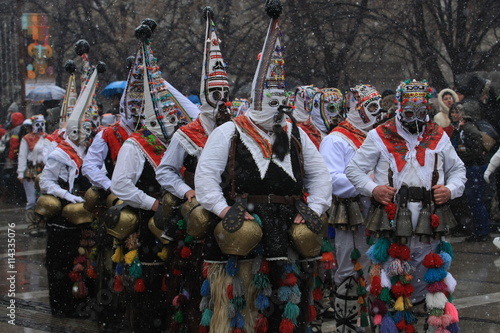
66,62,105,146
200,7,230,112
60,60,78,128
247,0,287,130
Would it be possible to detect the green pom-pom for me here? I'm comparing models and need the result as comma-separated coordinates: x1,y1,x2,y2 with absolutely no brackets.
390,275,399,285
184,235,194,244
429,308,444,316
200,308,213,326
283,302,300,324
230,296,246,310
366,236,375,245
361,311,369,327
174,310,184,323
405,79,411,84
322,239,335,252
357,285,367,296
373,237,391,263
399,275,411,284
350,248,361,260
357,269,364,277
252,213,263,227
436,241,454,259
253,273,270,289
380,287,392,303
314,276,322,288
448,294,454,302
423,79,427,83
177,219,187,230
129,258,142,278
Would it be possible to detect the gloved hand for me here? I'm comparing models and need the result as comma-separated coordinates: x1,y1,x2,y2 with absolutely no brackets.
63,192,85,203
484,170,492,184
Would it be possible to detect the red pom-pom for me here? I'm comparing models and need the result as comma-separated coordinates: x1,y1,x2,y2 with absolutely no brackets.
173,269,183,276
405,324,415,333
423,252,444,268
321,252,334,263
370,275,382,296
203,262,209,278
68,271,82,282
227,284,234,299
307,305,317,322
395,319,406,330
255,314,269,333
259,260,270,274
312,288,323,301
389,243,411,261
180,246,192,259
198,325,209,333
113,275,124,292
385,202,397,220
391,281,405,297
279,318,295,333
281,273,297,286
87,266,97,279
225,101,232,107
162,274,167,291
232,329,245,333
134,278,146,292
403,283,415,297
431,214,440,229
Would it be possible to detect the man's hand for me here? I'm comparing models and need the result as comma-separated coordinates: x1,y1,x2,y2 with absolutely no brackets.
218,206,254,220
184,189,196,202
18,177,23,183
151,199,159,212
372,185,397,205
432,184,451,205
293,213,305,224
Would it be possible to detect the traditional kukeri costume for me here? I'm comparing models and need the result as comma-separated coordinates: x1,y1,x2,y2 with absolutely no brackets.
346,80,466,333
195,1,332,332
155,8,230,332
320,84,382,333
38,63,104,318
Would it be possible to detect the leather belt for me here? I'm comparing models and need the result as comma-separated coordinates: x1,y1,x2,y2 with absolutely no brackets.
245,194,302,205
406,186,431,202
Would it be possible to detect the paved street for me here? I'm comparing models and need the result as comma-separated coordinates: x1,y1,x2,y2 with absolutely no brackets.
0,201,499,332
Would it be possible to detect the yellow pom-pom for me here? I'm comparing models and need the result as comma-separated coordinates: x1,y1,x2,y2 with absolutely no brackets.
157,246,169,261
124,249,138,265
111,246,124,263
394,296,405,311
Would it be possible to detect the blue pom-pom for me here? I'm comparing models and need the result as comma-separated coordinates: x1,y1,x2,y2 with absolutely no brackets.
256,293,270,310
226,256,239,276
447,322,460,333
393,311,403,323
200,279,210,297
404,310,417,324
278,286,292,302
380,314,398,333
439,251,452,270
328,225,335,239
230,312,245,328
284,263,294,274
424,267,448,283
116,263,123,275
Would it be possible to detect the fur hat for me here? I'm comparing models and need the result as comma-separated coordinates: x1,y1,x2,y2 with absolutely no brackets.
457,99,481,122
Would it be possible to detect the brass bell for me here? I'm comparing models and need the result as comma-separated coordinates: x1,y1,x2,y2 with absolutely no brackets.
395,206,413,244
378,211,393,237
214,219,263,256
442,204,458,229
106,207,139,240
327,201,337,225
290,223,323,257
414,205,432,244
181,197,211,239
433,206,447,239
62,202,94,225
347,201,364,230
162,192,180,219
35,194,62,218
365,204,382,233
148,217,170,245
106,193,123,208
83,187,108,213
334,201,349,231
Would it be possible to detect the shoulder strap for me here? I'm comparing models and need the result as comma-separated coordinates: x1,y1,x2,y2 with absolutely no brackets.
228,129,240,200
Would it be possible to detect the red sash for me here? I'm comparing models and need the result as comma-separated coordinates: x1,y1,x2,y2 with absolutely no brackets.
178,118,209,149
46,129,63,144
58,140,83,169
297,119,322,149
375,118,443,172
23,132,44,151
331,120,366,149
129,128,166,168
233,116,273,159
102,123,129,163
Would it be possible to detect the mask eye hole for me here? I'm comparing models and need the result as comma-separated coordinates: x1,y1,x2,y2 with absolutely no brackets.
327,104,336,113
269,99,279,107
212,91,222,101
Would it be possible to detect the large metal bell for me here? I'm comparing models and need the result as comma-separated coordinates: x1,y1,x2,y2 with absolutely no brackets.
378,211,393,237
414,206,432,244
347,201,364,230
327,201,337,225
365,204,382,233
395,206,413,244
442,204,458,229
334,201,349,231
433,206,447,239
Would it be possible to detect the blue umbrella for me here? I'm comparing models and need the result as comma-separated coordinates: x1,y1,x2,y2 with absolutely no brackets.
100,81,127,97
26,85,66,101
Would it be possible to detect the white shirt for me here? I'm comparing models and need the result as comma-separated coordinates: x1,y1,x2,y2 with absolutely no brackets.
17,134,48,179
195,121,332,217
39,139,86,199
319,133,358,198
155,135,191,199
111,139,157,211
81,131,112,190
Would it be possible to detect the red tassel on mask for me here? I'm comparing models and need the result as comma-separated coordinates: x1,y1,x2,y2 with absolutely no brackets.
198,326,209,333
161,274,167,292
281,273,297,286
312,288,323,301
279,318,294,333
113,275,123,292
308,305,317,322
135,278,146,292
255,314,268,333
87,266,97,279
